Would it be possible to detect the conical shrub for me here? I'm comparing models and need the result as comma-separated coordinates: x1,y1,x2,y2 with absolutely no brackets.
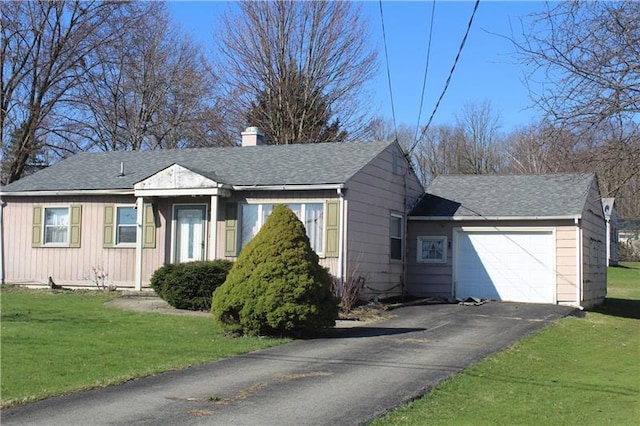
212,204,339,336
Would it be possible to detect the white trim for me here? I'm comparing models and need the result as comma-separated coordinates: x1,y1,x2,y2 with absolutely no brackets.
409,215,580,221
209,196,219,260
1,189,133,197
134,197,144,291
113,204,137,248
337,189,345,294
41,206,71,247
575,218,582,307
0,200,4,284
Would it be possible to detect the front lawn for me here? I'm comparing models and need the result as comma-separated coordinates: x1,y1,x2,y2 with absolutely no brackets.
374,262,640,425
0,287,288,408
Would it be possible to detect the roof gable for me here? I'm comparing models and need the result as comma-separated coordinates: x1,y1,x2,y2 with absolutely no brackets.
410,173,597,219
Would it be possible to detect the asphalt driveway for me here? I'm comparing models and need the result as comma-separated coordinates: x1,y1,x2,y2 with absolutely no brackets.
1,302,576,426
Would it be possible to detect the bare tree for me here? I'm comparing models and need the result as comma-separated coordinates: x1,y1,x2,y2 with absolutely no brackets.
215,0,377,144
516,0,640,209
74,3,231,152
454,100,504,175
1,1,136,184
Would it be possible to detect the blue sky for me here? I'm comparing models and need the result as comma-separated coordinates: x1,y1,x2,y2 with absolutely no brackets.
168,1,548,133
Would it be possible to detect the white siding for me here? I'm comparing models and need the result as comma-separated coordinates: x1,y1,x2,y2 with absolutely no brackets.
580,179,607,308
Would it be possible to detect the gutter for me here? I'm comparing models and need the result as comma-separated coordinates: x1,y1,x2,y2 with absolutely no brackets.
231,183,345,192
0,189,134,197
409,215,582,221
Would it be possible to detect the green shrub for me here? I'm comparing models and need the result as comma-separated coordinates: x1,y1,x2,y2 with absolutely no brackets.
212,204,339,336
150,260,233,311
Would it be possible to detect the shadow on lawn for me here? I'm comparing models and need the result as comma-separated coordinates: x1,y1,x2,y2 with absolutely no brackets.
590,298,640,320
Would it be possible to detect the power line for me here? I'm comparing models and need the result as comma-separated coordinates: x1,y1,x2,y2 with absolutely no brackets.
379,0,398,142
409,0,481,154
414,0,437,143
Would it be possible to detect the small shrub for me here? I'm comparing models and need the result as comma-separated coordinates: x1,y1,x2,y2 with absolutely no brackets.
212,205,339,336
150,260,233,311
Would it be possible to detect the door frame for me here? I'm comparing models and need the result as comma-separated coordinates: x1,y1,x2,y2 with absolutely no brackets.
171,203,208,263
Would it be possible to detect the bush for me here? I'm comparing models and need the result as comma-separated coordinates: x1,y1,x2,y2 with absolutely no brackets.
150,260,233,311
212,204,339,336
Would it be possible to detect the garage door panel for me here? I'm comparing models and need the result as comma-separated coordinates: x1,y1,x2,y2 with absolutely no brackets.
455,230,555,303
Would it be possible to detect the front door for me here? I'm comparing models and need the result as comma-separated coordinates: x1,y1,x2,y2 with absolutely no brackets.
174,205,207,263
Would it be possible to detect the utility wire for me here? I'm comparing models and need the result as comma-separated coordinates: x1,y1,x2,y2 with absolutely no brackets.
409,0,481,154
379,0,398,142
414,0,437,143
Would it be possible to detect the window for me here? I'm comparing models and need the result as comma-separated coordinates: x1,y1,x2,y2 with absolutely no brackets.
44,207,69,244
240,203,324,253
417,236,448,263
390,214,403,260
116,206,136,245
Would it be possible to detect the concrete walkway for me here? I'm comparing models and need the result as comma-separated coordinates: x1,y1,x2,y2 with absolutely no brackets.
1,302,576,426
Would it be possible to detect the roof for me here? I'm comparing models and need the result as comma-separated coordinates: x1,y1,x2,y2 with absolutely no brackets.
0,141,393,194
410,173,597,219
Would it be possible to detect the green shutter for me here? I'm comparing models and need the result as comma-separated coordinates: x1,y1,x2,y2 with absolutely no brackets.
325,200,339,257
143,203,156,248
32,206,43,248
69,205,82,248
103,205,115,247
224,202,238,256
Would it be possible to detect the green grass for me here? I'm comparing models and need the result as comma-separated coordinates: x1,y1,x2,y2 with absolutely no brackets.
374,262,640,425
0,287,288,408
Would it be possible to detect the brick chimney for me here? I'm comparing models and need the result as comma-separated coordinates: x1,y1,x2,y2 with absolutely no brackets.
241,126,265,147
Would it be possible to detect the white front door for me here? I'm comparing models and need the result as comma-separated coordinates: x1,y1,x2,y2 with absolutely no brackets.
174,205,207,263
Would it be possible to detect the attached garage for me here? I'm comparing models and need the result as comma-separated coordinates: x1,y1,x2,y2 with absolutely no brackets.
453,228,555,303
407,174,608,309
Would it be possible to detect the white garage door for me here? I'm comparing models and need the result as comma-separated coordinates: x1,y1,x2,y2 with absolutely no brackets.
454,229,555,303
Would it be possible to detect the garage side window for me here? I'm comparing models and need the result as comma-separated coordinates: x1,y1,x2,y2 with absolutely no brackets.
417,236,447,263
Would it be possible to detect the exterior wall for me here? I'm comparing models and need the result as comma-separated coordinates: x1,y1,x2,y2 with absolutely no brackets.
407,219,579,304
344,143,423,299
215,190,339,275
580,180,607,308
2,195,167,289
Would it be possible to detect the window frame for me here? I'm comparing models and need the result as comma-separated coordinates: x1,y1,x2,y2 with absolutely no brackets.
114,205,137,247
240,202,326,256
417,236,448,263
390,213,404,261
42,206,70,246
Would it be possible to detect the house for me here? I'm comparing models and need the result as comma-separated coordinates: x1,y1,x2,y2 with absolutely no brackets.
406,173,607,309
0,128,424,296
601,198,618,266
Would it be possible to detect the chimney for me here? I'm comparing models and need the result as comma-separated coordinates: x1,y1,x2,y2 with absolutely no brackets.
241,126,265,147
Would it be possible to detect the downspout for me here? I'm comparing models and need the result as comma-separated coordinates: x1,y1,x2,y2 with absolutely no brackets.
0,199,4,285
337,188,345,296
575,217,583,308
134,197,144,291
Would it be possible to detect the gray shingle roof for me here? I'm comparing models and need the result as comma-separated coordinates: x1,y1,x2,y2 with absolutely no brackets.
410,173,597,218
1,141,393,193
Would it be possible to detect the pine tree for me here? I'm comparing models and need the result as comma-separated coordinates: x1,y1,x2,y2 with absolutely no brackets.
212,205,338,336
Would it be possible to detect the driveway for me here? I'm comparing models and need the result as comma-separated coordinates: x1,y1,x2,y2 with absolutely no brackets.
1,302,576,425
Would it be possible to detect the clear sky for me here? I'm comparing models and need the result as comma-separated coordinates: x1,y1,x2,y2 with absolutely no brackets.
168,1,548,134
